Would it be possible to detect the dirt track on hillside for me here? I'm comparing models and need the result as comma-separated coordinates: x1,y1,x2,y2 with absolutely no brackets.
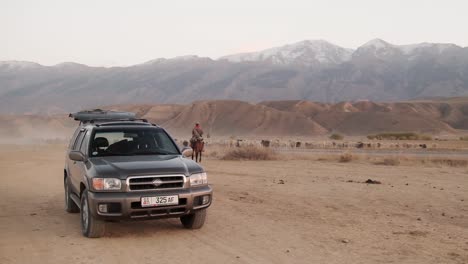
0,144,467,264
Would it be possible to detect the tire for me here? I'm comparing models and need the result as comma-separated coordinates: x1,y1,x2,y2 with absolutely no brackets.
180,209,207,229
64,177,79,213
80,190,105,238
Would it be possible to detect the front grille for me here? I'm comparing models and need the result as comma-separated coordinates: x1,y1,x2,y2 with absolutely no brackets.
127,175,185,191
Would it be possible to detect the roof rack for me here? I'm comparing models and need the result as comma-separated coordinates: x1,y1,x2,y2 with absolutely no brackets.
69,109,146,124
95,121,151,127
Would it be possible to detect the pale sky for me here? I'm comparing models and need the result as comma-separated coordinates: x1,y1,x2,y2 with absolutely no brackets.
1,0,467,66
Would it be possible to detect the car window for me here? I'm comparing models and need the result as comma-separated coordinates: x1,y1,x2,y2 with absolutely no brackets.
73,131,86,151
155,132,178,150
68,128,80,149
79,131,89,154
90,128,179,157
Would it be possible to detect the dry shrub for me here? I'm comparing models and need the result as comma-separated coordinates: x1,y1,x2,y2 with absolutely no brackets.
208,150,218,158
367,132,432,140
315,155,339,162
428,158,468,167
203,144,230,159
339,153,353,163
221,146,278,161
374,157,401,166
329,133,344,140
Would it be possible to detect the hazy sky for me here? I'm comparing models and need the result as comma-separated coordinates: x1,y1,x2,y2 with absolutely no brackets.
1,0,467,66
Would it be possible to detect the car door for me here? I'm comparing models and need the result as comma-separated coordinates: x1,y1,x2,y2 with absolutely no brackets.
68,129,87,195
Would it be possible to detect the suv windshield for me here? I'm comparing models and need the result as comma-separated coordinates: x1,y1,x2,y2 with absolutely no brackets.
90,128,179,157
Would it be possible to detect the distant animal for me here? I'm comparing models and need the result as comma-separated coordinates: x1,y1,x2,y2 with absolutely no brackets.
419,144,427,149
271,140,280,148
356,142,364,149
261,140,270,147
236,139,243,147
295,142,301,148
191,139,204,163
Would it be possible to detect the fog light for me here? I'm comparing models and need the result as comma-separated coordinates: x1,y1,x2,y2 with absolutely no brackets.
202,195,210,205
98,204,108,213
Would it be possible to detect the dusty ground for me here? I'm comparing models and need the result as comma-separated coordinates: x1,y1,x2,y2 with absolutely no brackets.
0,144,467,264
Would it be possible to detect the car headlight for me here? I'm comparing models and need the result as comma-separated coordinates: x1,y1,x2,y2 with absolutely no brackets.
92,178,122,190
190,172,208,186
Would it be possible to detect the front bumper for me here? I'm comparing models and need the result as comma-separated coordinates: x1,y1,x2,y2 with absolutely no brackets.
87,185,212,220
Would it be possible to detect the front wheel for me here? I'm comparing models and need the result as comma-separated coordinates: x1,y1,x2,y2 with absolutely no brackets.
180,209,207,229
80,190,105,238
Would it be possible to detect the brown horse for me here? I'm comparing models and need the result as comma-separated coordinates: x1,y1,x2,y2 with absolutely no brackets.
191,140,204,163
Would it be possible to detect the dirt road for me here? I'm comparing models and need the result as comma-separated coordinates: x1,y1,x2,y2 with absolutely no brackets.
0,144,467,264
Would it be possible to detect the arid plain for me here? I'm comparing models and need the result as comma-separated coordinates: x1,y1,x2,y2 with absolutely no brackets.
0,142,467,264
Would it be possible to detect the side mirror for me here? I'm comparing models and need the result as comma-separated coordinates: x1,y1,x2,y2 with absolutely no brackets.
69,151,86,162
182,148,193,158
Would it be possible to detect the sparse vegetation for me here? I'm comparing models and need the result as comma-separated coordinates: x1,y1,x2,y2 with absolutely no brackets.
367,132,432,141
374,158,400,166
339,152,353,163
221,146,278,161
329,133,344,140
419,135,433,141
460,136,468,141
425,158,468,167
296,152,467,168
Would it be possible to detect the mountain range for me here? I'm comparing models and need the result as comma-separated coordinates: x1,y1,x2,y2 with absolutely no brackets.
1,39,468,114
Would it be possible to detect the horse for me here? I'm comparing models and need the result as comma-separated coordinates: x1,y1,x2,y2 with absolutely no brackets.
191,139,204,163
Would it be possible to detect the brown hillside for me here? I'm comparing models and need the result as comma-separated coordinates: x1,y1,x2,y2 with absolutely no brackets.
3,98,468,140
260,100,330,118
383,101,468,130
264,99,464,135
314,112,455,135
161,100,328,137
352,100,392,112
105,104,187,124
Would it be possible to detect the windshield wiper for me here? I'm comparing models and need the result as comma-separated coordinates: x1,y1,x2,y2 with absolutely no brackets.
130,150,177,155
100,151,132,156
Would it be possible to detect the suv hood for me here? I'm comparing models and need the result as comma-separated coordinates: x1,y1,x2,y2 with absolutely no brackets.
87,155,203,179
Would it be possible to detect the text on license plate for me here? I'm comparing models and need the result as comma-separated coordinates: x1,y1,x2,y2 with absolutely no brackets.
141,195,179,207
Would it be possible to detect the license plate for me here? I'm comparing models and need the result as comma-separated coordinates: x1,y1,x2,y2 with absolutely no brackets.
141,195,179,207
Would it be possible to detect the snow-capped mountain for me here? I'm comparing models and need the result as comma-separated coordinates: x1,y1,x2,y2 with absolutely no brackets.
359,38,459,55
1,38,467,114
222,39,465,65
0,60,41,70
141,55,213,66
353,38,463,60
220,40,354,66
